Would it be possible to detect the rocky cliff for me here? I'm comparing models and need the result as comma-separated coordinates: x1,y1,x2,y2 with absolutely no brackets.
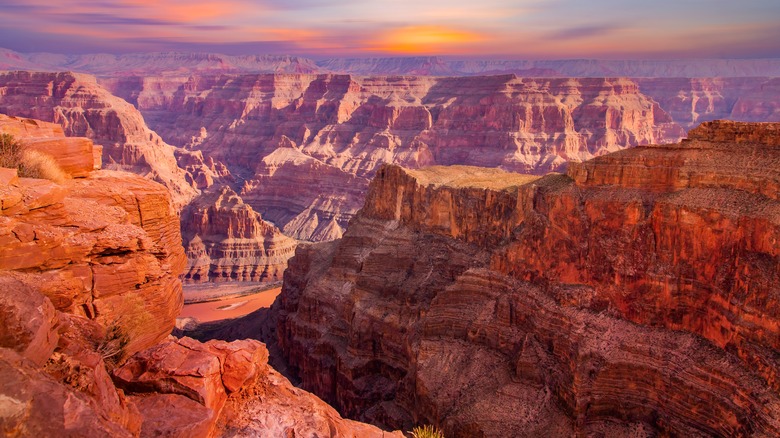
0,71,299,284
275,120,780,436
0,71,197,207
638,77,780,130
0,115,185,355
113,73,680,240
0,115,400,437
181,186,298,282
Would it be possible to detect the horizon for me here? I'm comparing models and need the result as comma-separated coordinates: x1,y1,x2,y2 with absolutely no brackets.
5,46,780,62
1,1,779,59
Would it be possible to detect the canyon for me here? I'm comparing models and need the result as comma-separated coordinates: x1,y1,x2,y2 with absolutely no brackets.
115,73,682,241
0,114,400,437
274,120,780,436
1,52,780,283
4,48,780,77
2,56,779,435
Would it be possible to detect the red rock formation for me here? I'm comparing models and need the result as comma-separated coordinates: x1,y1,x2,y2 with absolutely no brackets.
181,185,297,282
0,71,197,207
637,77,780,130
124,73,680,240
276,121,780,436
0,116,185,355
0,115,402,437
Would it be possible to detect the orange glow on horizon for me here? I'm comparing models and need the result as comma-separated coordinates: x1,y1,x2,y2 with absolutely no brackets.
366,26,486,55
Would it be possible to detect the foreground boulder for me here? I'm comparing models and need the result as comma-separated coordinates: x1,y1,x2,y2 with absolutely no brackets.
0,114,402,437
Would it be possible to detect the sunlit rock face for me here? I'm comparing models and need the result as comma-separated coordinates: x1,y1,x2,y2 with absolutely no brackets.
112,73,680,241
0,114,403,438
0,71,198,208
0,115,185,355
181,185,298,283
275,121,780,436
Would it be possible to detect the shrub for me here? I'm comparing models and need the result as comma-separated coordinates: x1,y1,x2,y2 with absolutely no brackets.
0,133,22,168
0,133,69,183
409,425,445,438
19,149,69,184
96,321,130,366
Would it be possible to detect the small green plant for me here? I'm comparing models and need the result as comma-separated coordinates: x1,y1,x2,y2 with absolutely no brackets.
409,425,445,438
0,132,68,183
96,321,130,366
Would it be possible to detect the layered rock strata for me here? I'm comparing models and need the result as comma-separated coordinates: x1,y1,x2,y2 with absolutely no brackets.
181,186,298,282
124,73,681,240
275,121,780,436
0,115,399,437
637,77,780,130
0,117,184,355
0,71,197,207
0,72,298,280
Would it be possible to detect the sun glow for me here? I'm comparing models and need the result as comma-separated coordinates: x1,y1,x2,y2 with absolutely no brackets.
368,26,485,55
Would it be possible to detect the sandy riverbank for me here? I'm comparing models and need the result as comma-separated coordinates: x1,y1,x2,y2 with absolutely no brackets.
179,287,281,322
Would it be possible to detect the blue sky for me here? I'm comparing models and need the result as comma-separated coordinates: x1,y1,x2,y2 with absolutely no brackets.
0,0,779,58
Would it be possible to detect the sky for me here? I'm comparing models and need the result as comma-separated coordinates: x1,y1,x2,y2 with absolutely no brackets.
1,0,779,59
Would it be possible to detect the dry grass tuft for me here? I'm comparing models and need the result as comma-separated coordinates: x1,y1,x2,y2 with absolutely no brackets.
19,149,69,184
409,425,445,438
0,133,69,183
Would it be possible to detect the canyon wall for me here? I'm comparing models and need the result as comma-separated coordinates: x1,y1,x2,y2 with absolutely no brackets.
0,71,197,207
5,47,780,77
638,77,780,129
100,73,780,244
0,71,299,282
0,115,401,437
181,186,298,282
109,73,680,241
275,121,780,436
2,66,778,282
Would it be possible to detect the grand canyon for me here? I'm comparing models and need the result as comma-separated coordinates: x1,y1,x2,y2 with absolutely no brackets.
1,3,780,436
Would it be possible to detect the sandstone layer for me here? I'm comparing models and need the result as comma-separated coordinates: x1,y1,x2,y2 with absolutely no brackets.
0,71,197,207
181,186,298,283
119,73,681,240
0,116,185,355
275,121,780,436
0,115,400,437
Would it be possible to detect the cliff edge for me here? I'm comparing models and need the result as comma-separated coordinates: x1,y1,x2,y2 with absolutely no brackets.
0,115,399,437
276,120,780,436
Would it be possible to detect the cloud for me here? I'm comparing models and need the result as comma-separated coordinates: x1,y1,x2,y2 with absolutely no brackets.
548,24,621,41
0,0,778,58
55,13,175,26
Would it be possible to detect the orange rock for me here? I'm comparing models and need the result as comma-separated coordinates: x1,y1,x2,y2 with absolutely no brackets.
0,167,18,186
130,393,216,438
0,167,185,357
0,276,58,366
0,348,135,437
0,72,198,208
